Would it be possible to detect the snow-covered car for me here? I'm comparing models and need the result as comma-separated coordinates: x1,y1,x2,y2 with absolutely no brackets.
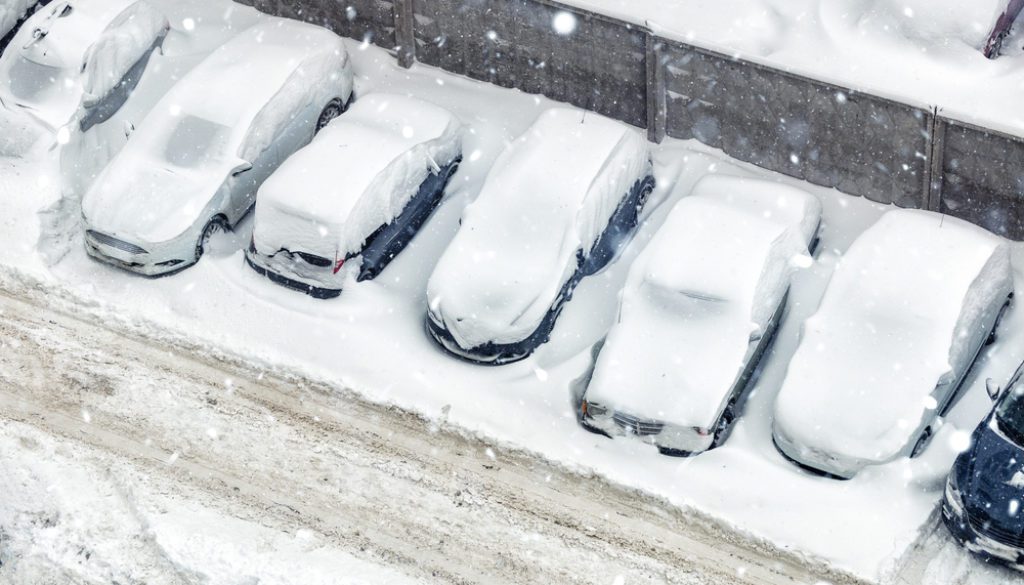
81,19,354,276
425,108,654,365
579,175,821,456
245,94,463,298
0,0,169,133
943,358,1024,571
773,209,1014,479
0,1,47,53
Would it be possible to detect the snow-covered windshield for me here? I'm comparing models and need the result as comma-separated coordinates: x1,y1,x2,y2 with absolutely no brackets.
161,115,232,169
5,56,62,100
996,385,1024,446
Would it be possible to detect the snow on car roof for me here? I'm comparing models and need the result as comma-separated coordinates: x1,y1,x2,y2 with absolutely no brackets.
690,174,822,246
774,209,1013,464
15,0,142,68
586,189,814,428
427,107,650,349
253,94,462,258
151,19,342,133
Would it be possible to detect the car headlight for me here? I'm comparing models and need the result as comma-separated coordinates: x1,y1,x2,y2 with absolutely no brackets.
945,472,964,514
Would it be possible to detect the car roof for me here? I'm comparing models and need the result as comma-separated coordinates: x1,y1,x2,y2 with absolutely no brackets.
154,19,342,131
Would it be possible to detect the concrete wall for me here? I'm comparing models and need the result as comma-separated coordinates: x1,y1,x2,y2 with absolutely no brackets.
236,0,1024,239
410,0,648,128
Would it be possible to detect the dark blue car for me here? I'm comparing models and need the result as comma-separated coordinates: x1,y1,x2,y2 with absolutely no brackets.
943,361,1024,571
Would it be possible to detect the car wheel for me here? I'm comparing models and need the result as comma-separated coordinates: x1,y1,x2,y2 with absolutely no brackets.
911,426,934,458
635,180,654,219
195,217,224,261
711,404,736,449
315,98,346,134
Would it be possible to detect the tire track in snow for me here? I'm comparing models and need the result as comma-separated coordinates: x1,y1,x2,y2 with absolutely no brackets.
0,286,868,585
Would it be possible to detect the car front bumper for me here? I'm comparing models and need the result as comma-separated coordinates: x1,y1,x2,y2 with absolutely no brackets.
943,479,1024,571
84,229,192,277
581,403,714,455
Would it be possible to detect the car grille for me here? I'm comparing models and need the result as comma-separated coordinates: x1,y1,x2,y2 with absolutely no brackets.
968,510,1024,548
295,251,331,267
612,412,664,436
87,230,147,255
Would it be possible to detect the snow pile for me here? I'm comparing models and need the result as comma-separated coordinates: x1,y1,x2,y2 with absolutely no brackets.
80,0,168,107
846,0,1006,49
253,93,462,260
427,107,650,349
0,0,37,39
774,209,1013,466
586,183,815,427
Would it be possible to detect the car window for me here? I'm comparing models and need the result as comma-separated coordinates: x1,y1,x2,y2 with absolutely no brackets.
996,384,1024,446
162,115,232,169
6,56,61,100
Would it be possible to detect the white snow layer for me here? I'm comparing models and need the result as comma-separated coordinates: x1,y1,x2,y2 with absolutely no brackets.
80,0,168,107
82,18,352,244
586,179,817,428
253,93,462,259
774,209,1013,465
0,0,36,39
427,107,651,349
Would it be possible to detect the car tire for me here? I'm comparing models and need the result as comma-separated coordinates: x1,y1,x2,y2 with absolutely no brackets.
315,98,346,134
195,217,225,261
711,403,736,449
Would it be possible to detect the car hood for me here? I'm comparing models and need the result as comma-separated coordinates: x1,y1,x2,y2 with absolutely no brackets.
958,417,1024,528
83,153,231,244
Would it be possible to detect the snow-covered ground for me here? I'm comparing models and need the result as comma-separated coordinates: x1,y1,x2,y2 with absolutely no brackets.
1,1,1023,583
565,0,1024,135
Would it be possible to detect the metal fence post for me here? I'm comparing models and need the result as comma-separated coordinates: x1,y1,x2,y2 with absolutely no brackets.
395,0,416,69
927,109,947,212
645,32,666,143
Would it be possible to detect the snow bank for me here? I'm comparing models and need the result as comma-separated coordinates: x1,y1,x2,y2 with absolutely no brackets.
774,209,1013,467
847,0,1006,49
80,0,168,107
427,107,650,349
586,186,813,427
0,0,37,39
253,94,462,260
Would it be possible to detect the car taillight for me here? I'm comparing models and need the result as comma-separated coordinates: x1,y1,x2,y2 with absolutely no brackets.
694,427,709,436
333,258,345,274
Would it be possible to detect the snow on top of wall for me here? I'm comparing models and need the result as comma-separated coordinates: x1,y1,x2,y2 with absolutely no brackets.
774,209,1013,465
560,0,1024,133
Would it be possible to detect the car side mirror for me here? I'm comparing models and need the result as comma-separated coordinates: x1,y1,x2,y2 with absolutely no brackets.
986,378,1002,401
231,162,253,176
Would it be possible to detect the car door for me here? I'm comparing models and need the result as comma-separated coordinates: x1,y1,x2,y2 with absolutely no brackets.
227,121,281,222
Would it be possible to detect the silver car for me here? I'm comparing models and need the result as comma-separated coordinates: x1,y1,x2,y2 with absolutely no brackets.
81,18,354,275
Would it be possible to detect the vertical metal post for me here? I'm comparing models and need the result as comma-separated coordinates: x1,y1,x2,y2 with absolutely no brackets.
645,32,666,143
395,0,416,69
927,108,947,212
